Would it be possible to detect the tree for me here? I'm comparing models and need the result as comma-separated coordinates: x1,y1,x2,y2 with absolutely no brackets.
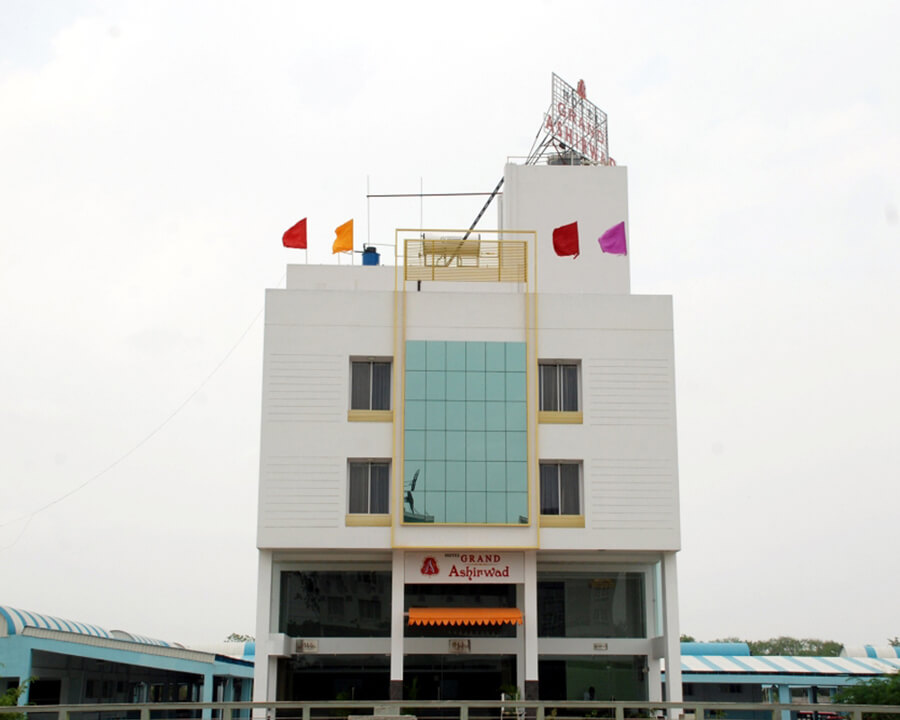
225,633,254,642
888,637,900,647
747,637,842,656
0,679,30,720
710,636,842,656
834,674,900,719
680,634,696,642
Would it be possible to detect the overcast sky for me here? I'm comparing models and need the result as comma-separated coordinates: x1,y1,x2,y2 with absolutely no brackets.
1,1,898,649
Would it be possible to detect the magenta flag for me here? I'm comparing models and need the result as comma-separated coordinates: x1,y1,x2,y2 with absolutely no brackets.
598,221,627,255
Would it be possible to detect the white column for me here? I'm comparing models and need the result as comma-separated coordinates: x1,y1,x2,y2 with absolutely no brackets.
647,659,662,702
253,550,274,703
516,582,526,695
390,551,405,688
661,552,682,716
523,551,539,687
266,658,278,700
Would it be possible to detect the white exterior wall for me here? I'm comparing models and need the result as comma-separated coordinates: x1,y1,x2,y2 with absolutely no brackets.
257,284,395,550
537,293,680,551
502,163,630,295
258,283,679,551
255,162,682,701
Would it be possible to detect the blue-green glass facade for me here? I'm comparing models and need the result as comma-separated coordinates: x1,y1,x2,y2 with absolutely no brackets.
404,340,528,524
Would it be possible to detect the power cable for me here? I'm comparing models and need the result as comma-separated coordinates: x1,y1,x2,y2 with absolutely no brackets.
0,274,283,546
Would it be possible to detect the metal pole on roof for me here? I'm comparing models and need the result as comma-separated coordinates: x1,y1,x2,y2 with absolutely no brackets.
462,176,504,241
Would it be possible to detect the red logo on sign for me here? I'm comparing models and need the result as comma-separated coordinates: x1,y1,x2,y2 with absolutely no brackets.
576,79,586,99
420,557,439,576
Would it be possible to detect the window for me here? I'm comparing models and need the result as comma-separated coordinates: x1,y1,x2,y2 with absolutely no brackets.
348,461,390,514
537,571,646,637
279,570,391,637
539,362,578,412
540,462,580,515
351,360,391,410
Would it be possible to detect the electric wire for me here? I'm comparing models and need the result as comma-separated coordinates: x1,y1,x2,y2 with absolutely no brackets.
0,274,284,547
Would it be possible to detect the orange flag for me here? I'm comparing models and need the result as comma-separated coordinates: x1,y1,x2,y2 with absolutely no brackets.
333,219,353,254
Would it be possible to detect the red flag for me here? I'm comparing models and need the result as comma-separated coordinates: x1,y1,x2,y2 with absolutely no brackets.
282,218,307,249
552,221,579,258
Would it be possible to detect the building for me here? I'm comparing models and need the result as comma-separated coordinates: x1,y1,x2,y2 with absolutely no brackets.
667,642,900,720
0,606,253,708
254,81,683,704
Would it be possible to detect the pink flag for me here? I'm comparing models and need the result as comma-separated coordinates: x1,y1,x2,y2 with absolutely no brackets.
598,221,627,255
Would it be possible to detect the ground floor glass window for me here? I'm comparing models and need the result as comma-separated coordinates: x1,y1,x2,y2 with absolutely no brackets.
538,656,647,702
280,570,391,637
537,571,645,638
277,655,389,701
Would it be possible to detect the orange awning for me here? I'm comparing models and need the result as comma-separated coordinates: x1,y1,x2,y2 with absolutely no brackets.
407,607,523,626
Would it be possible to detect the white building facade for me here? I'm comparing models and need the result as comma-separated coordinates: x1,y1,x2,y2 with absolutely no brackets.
254,162,683,704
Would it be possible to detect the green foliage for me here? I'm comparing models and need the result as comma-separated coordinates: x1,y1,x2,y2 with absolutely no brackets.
710,636,843,656
224,632,254,642
888,637,900,648
680,634,696,642
834,673,900,718
748,637,843,656
0,679,30,720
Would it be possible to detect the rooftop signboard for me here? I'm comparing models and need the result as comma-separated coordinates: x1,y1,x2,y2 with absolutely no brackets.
543,73,611,165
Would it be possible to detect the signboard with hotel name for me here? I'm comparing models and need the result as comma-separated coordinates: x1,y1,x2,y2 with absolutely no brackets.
405,551,524,584
545,73,611,165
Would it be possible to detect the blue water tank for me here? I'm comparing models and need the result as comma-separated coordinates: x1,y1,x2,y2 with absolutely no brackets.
362,247,380,266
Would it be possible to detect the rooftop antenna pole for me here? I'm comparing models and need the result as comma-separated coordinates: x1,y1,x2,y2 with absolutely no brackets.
462,176,504,241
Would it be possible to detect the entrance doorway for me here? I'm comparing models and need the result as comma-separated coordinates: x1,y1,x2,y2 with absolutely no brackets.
404,655,516,701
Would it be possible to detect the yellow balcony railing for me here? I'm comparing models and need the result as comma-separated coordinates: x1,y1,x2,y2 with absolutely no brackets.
402,232,528,283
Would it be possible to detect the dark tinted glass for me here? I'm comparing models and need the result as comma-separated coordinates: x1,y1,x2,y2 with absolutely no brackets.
348,462,369,513
559,464,579,514
540,463,560,514
351,362,371,409
280,571,391,637
371,362,391,410
537,572,645,637
561,364,578,411
540,364,559,411
369,462,390,513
